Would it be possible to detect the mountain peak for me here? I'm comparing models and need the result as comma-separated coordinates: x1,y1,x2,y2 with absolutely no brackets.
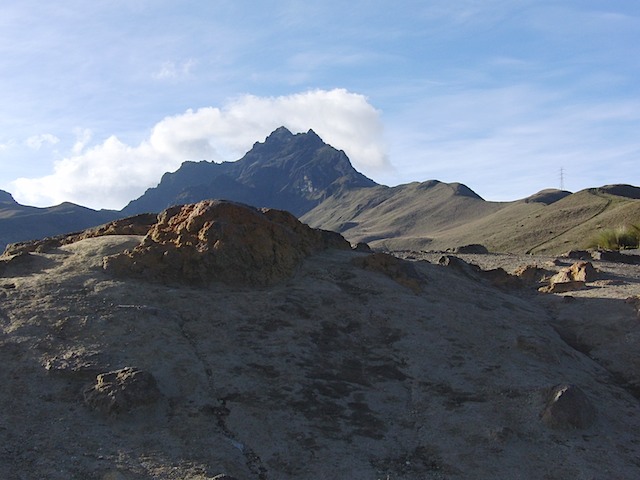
265,126,294,142
123,127,377,217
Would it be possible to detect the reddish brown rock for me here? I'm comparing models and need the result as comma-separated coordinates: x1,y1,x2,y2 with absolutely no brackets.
103,200,350,286
539,261,598,293
566,261,599,282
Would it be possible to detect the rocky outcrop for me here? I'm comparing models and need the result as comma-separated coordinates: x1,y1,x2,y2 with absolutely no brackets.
104,200,351,286
550,261,599,283
539,261,598,293
83,367,161,415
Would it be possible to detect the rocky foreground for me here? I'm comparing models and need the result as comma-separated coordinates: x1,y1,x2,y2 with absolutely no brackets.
1,201,639,479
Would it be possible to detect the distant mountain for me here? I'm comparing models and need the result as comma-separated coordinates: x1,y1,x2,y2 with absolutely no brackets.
122,127,377,216
0,191,119,252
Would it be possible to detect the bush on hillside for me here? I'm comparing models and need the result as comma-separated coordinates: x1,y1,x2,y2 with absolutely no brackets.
587,224,640,250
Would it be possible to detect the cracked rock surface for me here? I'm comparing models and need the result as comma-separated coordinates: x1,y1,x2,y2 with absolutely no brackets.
1,234,640,479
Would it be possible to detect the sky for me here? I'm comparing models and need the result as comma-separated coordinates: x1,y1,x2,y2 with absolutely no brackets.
1,0,639,210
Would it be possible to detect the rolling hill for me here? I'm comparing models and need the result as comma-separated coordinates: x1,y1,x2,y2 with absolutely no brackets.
302,183,640,254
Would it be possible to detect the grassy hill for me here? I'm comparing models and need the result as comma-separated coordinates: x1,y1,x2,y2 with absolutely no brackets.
303,183,640,254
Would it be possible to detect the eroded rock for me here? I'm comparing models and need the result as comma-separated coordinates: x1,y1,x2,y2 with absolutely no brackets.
551,261,598,283
539,261,598,293
103,200,351,286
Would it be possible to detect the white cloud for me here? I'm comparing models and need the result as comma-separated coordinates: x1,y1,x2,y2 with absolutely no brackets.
11,89,388,210
25,133,59,150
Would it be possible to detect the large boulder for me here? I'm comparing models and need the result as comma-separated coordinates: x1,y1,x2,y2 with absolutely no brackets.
103,200,351,286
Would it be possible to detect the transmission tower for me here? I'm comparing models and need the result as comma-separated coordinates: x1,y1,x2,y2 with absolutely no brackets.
560,167,565,191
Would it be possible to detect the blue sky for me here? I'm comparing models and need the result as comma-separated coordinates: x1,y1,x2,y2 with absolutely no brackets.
1,1,639,209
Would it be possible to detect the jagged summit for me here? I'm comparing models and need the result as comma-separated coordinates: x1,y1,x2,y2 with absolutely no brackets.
122,127,377,216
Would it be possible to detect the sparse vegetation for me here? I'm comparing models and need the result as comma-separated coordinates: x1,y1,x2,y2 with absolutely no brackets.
588,224,640,250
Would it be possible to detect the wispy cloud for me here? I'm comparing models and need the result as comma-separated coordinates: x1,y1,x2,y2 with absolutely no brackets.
153,59,197,80
11,89,388,209
25,133,59,150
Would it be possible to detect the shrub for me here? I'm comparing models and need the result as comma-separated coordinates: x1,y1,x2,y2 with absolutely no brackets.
588,224,640,250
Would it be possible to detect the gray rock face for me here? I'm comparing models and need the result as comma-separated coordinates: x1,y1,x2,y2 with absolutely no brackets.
83,367,161,414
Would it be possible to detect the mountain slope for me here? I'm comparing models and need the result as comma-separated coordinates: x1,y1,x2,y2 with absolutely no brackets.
0,190,119,252
303,184,640,254
302,180,504,250
122,127,377,216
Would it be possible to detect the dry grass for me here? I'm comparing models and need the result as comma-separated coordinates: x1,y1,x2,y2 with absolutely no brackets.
588,224,640,250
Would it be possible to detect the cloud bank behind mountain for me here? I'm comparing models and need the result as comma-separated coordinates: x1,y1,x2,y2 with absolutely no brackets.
11,89,389,210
